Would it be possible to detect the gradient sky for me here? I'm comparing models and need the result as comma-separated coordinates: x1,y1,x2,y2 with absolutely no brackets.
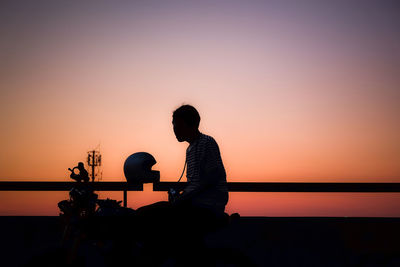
1,1,399,216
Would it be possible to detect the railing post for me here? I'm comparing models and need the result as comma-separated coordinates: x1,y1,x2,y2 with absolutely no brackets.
123,189,127,208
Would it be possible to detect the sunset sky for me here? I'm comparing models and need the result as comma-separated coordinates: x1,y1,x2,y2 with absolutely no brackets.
1,1,399,216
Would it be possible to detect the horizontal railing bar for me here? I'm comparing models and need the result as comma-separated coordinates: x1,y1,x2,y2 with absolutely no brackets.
153,182,400,192
0,182,143,191
1,181,400,192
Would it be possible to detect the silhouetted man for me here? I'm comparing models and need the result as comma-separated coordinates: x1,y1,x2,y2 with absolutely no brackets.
170,104,229,215
134,104,229,266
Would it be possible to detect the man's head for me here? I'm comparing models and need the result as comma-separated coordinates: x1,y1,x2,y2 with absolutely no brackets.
77,162,85,169
172,105,200,142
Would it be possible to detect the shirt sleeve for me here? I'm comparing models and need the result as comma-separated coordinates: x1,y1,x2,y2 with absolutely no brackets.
202,139,223,178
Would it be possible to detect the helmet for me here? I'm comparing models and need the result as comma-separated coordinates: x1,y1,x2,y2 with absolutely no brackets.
123,152,160,184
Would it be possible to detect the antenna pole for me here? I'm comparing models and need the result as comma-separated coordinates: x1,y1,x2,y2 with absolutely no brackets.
87,149,102,182
92,150,95,182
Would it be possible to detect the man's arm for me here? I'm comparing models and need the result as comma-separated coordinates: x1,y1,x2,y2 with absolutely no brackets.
174,167,223,202
172,139,225,204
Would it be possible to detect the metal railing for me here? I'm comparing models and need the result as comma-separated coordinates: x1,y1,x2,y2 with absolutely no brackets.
1,181,400,208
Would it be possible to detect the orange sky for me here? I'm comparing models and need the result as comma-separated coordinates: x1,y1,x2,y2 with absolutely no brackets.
0,1,399,216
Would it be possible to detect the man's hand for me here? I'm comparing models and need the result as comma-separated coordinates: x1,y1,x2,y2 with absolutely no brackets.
168,188,179,204
168,188,188,206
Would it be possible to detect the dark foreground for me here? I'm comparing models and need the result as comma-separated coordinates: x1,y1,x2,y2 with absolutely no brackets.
1,216,400,266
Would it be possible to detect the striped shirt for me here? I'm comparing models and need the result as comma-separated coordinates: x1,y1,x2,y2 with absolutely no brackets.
182,132,229,214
